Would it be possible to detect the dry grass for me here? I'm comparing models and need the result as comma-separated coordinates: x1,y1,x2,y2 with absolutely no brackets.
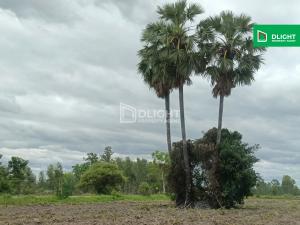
0,198,299,225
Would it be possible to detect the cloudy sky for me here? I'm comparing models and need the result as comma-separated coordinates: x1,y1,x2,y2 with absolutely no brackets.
0,0,299,184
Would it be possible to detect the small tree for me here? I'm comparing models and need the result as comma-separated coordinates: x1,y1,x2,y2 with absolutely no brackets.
101,146,113,162
282,175,297,195
61,173,76,198
79,162,124,194
152,151,170,193
138,182,151,196
0,155,10,193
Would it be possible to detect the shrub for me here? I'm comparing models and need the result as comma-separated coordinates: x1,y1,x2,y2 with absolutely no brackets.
138,182,151,196
79,162,124,194
168,128,258,208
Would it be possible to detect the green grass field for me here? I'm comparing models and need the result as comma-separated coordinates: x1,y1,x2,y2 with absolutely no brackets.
0,194,169,206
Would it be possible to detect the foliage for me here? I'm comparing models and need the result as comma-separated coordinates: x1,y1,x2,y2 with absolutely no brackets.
7,157,36,194
0,155,10,193
101,146,113,162
79,162,125,194
197,11,265,98
138,182,151,196
169,128,259,208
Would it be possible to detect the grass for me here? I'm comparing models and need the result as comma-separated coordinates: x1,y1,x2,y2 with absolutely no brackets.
1,193,299,206
0,194,170,206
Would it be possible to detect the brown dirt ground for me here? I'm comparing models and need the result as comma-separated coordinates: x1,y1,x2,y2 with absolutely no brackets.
0,198,299,225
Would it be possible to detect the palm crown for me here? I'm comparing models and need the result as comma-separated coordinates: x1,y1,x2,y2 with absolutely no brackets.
197,11,265,97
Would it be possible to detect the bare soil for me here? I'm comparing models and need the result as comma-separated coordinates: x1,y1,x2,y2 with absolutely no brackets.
0,198,299,225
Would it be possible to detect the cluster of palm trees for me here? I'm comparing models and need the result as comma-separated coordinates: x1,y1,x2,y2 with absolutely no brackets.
138,0,265,207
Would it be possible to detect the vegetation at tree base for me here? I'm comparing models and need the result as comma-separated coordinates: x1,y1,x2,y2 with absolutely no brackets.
169,128,259,208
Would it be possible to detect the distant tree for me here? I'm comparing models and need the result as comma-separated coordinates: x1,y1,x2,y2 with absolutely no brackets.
84,153,99,165
282,175,296,195
38,171,47,189
8,156,35,194
72,163,90,182
152,151,170,193
270,179,281,195
54,163,64,198
62,173,76,198
79,162,124,194
46,164,55,190
101,146,113,162
138,182,151,196
0,155,10,193
46,163,64,197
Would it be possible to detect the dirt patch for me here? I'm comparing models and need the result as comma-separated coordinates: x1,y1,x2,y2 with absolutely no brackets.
0,198,299,225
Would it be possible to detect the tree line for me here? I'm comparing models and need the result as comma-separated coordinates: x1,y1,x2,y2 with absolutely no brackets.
1,150,299,198
0,149,169,198
254,175,300,196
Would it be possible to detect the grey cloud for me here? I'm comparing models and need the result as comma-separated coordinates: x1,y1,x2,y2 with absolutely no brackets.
0,0,79,23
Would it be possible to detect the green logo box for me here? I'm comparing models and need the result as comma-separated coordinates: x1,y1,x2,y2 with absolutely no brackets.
253,25,300,47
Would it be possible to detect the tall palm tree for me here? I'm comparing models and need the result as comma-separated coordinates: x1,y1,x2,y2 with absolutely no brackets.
138,21,175,155
197,11,265,145
157,0,204,206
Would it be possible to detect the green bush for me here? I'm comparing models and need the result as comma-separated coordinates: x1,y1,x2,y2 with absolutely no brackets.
169,128,258,208
138,182,151,196
79,162,124,194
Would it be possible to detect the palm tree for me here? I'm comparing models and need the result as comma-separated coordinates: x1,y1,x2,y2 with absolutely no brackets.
138,21,175,155
197,11,265,145
157,0,204,206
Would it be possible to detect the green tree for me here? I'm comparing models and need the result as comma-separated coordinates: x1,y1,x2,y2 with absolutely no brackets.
79,162,124,194
7,157,35,194
84,152,99,165
72,162,90,182
270,179,281,195
0,155,10,193
38,171,47,189
152,151,170,193
197,11,265,144
157,0,204,206
101,146,113,162
46,163,64,197
62,173,76,198
282,175,296,195
138,182,151,196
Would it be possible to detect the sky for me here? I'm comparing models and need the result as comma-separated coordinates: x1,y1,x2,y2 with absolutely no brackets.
0,0,299,184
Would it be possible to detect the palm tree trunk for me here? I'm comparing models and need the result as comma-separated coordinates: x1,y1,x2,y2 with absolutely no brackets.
179,84,191,206
217,95,224,145
165,93,172,155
